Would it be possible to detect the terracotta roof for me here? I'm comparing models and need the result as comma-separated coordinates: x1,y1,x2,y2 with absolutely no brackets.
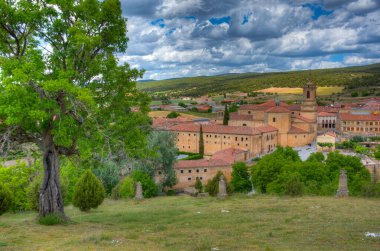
288,104,301,111
339,113,380,121
175,158,230,169
170,124,262,135
318,112,336,117
294,115,314,123
239,104,267,111
258,100,289,107
255,125,278,133
325,131,337,137
211,148,247,164
229,113,255,121
265,106,290,113
288,126,308,134
317,106,339,113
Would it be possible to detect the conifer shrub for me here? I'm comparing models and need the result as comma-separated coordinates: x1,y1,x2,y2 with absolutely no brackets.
119,176,135,199
195,177,203,193
205,171,233,196
0,184,13,215
73,170,106,211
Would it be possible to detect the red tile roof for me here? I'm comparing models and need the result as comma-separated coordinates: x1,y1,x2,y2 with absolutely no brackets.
255,125,278,133
317,106,339,113
175,158,230,169
339,113,380,121
211,148,247,164
318,112,336,117
239,104,268,111
265,106,290,113
229,113,255,121
288,104,301,111
258,100,289,107
294,115,314,123
325,131,337,137
170,124,262,135
288,126,308,134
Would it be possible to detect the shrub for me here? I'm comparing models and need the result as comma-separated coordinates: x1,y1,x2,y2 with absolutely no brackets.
231,162,251,192
166,189,176,196
131,170,157,198
167,111,180,118
0,184,13,215
284,175,304,197
111,182,121,200
119,176,135,199
92,160,122,195
195,177,203,192
38,213,63,225
205,171,233,196
73,170,106,211
351,92,358,97
361,181,380,197
27,177,41,211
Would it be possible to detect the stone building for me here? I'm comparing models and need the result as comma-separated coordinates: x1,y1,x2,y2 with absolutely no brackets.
337,112,380,136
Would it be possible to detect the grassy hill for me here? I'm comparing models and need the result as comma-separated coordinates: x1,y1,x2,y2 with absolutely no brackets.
137,63,380,96
1,195,380,250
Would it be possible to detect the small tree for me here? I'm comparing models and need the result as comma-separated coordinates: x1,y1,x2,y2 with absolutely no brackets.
231,162,251,192
223,105,230,125
119,176,135,199
199,125,204,156
0,184,13,215
131,170,157,198
195,177,203,193
73,170,106,212
167,111,180,118
178,101,187,108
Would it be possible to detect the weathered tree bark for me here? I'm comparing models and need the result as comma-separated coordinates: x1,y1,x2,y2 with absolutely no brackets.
39,132,66,219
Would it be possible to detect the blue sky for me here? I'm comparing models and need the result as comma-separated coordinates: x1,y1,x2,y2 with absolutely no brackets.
120,0,380,80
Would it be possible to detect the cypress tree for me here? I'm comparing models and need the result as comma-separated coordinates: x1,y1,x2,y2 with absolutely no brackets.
199,125,204,156
223,104,230,125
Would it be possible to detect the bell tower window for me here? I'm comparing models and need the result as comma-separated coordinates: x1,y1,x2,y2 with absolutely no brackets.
307,90,310,99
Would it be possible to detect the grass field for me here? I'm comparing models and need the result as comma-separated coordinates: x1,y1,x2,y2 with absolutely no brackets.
256,86,344,96
1,195,380,250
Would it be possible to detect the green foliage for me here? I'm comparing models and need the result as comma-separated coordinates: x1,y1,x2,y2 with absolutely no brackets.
26,177,41,211
199,125,204,156
195,177,203,192
0,162,40,211
375,146,380,160
205,171,233,196
166,189,176,196
307,152,325,162
73,170,106,212
354,144,368,154
351,92,359,97
131,170,157,198
38,213,64,226
284,175,304,197
231,162,251,192
92,160,122,195
0,184,13,215
178,101,187,108
361,180,380,197
119,176,135,199
182,154,203,160
167,111,180,118
223,105,229,125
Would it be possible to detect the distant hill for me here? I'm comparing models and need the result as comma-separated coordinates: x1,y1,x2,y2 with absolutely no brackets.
137,63,380,96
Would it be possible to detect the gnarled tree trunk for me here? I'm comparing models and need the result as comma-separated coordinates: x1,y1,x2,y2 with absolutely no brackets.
39,132,66,219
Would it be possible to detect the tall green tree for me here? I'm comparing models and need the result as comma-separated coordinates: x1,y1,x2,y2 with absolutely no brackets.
199,125,204,156
231,162,251,192
0,0,150,219
223,105,229,125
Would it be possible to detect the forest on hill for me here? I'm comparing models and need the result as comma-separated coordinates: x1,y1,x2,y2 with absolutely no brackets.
137,63,380,96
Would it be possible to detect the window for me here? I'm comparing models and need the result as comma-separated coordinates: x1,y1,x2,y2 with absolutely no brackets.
215,135,217,138
243,123,247,126
248,111,251,114
204,169,207,172
180,170,184,174
241,137,243,141
188,177,191,181
235,137,238,141
307,90,310,99
273,117,276,123
188,170,192,173
200,177,203,180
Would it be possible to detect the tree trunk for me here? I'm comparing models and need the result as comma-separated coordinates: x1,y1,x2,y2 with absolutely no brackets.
39,132,66,219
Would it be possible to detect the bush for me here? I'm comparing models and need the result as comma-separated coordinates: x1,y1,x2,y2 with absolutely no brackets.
166,189,176,196
0,184,13,215
73,170,106,211
119,176,135,199
195,177,203,192
351,92,358,97
183,154,203,160
361,181,380,197
27,177,41,211
205,171,233,196
167,111,180,118
92,160,122,195
231,162,251,192
284,176,304,197
131,170,157,198
38,213,63,225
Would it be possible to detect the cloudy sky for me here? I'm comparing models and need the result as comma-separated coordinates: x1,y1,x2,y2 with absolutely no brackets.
120,0,380,80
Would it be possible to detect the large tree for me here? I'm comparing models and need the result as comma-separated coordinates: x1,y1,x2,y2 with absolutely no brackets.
0,0,150,219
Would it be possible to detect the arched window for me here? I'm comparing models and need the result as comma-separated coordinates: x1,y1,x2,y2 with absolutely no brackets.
307,90,310,99
322,119,325,128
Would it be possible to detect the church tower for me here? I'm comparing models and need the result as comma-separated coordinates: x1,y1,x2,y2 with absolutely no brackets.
300,80,317,121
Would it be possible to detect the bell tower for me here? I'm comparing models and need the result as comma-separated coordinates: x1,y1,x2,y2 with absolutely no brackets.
300,80,317,121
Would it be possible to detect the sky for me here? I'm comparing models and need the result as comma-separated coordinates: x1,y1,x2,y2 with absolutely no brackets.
120,0,380,80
